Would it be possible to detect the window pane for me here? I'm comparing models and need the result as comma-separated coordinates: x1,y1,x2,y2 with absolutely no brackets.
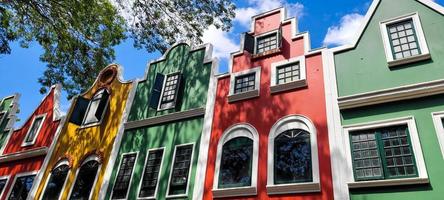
159,73,180,110
350,131,383,181
0,179,7,196
168,145,193,195
112,154,137,199
42,165,70,200
8,175,35,200
256,33,278,54
276,63,301,85
274,129,312,184
387,19,421,60
139,149,164,198
234,73,256,94
25,116,44,143
218,137,253,188
69,160,100,200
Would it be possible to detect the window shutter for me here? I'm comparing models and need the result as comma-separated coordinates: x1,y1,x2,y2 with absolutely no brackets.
69,96,89,125
278,25,283,49
172,73,184,109
243,32,255,54
95,90,109,120
149,73,165,109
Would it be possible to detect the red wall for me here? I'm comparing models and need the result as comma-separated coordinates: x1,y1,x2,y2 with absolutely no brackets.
203,10,333,200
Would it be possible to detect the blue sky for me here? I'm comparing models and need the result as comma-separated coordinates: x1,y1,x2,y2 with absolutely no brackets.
1,0,443,126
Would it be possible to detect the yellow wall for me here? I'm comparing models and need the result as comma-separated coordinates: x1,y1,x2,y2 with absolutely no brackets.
34,65,133,200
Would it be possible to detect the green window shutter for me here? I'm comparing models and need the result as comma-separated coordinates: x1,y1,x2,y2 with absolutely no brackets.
149,73,165,109
69,96,89,126
243,32,255,54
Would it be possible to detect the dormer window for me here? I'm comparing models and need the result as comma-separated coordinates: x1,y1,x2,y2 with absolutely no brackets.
256,33,278,54
243,27,282,57
82,89,109,126
22,114,46,146
149,72,183,111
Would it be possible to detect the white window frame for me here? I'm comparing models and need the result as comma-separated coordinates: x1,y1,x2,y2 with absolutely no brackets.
212,123,259,198
0,175,10,198
254,29,280,55
21,113,47,147
267,115,320,194
432,111,444,159
228,67,261,103
137,147,165,200
81,89,110,128
67,155,102,200
165,143,194,199
380,12,430,67
110,151,139,200
40,159,71,200
6,171,38,200
157,71,182,111
343,116,428,188
270,56,307,94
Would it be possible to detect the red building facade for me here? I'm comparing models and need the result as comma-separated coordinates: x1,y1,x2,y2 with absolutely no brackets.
201,8,333,200
0,85,63,200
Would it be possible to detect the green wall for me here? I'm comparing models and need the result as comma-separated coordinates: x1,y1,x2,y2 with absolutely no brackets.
0,96,17,149
105,43,212,199
335,0,444,97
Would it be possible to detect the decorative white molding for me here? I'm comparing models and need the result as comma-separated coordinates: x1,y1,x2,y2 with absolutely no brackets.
270,56,307,94
137,147,165,200
432,111,444,159
212,123,259,198
109,152,139,200
124,108,205,130
379,12,430,67
266,115,320,195
343,116,428,188
228,67,261,103
337,79,444,109
21,113,47,147
165,143,195,199
0,147,48,163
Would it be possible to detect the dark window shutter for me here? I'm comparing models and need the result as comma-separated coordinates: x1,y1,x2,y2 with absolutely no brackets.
69,96,89,125
149,73,165,109
243,32,255,54
95,90,109,120
278,25,283,49
172,73,184,109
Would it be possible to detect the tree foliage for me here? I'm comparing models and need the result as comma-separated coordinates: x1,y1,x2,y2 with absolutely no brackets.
0,0,235,99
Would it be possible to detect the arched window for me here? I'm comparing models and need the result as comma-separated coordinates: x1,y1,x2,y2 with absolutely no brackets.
41,160,70,200
267,115,320,194
83,89,109,126
69,156,101,200
213,124,258,198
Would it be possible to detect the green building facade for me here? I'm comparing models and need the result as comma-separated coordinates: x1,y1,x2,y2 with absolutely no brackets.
0,94,19,154
100,43,216,200
327,0,444,200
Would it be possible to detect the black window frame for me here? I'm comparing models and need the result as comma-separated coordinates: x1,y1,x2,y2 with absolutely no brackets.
138,148,164,198
255,32,278,54
276,62,301,85
387,18,421,60
234,73,256,94
111,153,137,200
167,144,193,196
158,72,182,111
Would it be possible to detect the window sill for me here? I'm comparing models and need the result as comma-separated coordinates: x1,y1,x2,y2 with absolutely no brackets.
165,194,187,199
347,177,429,188
388,53,431,67
228,90,259,103
266,182,320,195
270,79,307,94
20,142,35,147
212,186,257,198
252,48,281,59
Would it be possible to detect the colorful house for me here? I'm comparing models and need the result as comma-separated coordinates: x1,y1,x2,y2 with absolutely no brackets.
326,0,444,199
100,43,217,200
29,64,134,200
201,8,334,200
0,85,63,200
0,94,20,154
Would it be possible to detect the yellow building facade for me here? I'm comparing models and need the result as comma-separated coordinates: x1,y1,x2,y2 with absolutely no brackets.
29,64,134,200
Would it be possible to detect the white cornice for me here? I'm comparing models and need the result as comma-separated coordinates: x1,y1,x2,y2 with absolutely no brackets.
0,147,48,163
338,79,444,109
124,108,205,130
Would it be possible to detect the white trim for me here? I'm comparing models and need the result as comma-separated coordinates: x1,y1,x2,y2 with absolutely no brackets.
253,29,279,55
192,57,219,200
379,12,430,67
6,171,38,200
21,113,47,147
157,71,182,111
165,143,195,199
67,155,102,200
270,56,307,94
0,147,48,163
124,108,205,130
137,147,165,200
342,116,428,188
266,115,320,195
110,152,139,200
0,175,11,199
212,123,259,198
39,159,71,200
228,67,261,103
432,111,444,159
337,78,444,109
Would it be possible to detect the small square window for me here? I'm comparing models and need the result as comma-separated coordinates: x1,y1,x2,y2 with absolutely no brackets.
256,33,278,54
228,67,261,103
276,63,300,85
234,73,256,94
387,19,421,60
270,56,307,94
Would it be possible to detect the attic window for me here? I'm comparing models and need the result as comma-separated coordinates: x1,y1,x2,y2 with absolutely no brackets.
22,114,46,146
82,89,109,126
256,33,278,54
243,27,282,57
148,72,183,111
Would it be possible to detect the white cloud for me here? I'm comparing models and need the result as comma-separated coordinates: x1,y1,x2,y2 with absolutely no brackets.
323,13,365,46
202,26,238,60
